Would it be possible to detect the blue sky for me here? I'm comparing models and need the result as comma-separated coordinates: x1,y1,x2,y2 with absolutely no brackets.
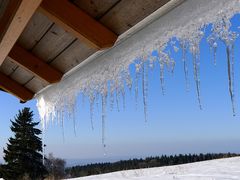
1,14,240,165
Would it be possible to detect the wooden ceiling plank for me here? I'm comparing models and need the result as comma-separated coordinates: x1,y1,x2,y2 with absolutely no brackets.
50,40,96,73
0,72,34,102
10,67,34,85
32,25,76,63
72,0,120,19
0,0,22,39
0,57,18,76
18,12,53,50
100,0,171,35
8,44,63,84
38,0,117,49
0,0,43,66
25,77,49,93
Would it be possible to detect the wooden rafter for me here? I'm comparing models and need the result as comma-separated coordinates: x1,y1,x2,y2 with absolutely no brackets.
0,72,34,102
38,0,118,49
9,44,63,84
0,0,42,66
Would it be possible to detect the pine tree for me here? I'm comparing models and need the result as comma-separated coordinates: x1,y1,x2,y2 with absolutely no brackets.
1,107,47,180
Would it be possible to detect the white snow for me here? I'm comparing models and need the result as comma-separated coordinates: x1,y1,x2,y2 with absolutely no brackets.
36,0,240,123
66,157,240,180
35,0,240,146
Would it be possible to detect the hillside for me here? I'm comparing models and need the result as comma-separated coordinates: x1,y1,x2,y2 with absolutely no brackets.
66,157,240,180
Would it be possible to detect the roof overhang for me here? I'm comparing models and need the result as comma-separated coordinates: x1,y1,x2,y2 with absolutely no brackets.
0,0,181,102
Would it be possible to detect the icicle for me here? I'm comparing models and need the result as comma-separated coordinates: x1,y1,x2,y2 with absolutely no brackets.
159,51,174,95
73,114,77,136
207,28,218,66
188,29,204,110
192,53,202,110
90,97,95,130
115,87,120,112
231,44,235,92
125,71,133,91
208,16,238,116
135,63,141,110
101,94,107,149
121,88,126,110
159,59,165,95
70,100,77,136
173,46,179,53
226,46,235,116
61,112,65,142
42,128,46,165
213,42,217,65
149,56,156,70
95,92,99,110
82,93,85,108
180,41,189,91
110,91,114,111
142,61,148,122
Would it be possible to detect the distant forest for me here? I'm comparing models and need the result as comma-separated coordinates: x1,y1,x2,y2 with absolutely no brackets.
65,153,240,178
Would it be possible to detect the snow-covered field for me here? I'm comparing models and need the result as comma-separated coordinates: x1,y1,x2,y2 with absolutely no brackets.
67,157,240,180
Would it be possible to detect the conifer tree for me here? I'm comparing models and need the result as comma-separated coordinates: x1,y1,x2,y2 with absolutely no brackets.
1,107,47,180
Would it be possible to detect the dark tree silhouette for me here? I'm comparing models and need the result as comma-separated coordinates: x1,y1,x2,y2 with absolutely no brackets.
1,107,47,180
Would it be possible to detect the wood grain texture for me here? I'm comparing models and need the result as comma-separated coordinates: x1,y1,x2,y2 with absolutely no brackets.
72,0,120,19
25,77,48,93
0,0,10,19
0,57,18,75
51,40,96,73
0,0,172,99
39,0,117,49
0,72,34,101
9,44,63,83
18,12,53,50
32,25,76,63
10,67,33,85
0,0,22,40
100,0,171,34
0,0,42,65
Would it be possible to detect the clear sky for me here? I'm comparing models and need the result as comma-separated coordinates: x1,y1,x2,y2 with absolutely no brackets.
1,14,240,166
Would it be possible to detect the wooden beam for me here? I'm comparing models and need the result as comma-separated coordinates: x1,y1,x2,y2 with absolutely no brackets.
0,0,22,40
0,0,42,66
0,72,34,102
9,44,63,84
38,0,117,49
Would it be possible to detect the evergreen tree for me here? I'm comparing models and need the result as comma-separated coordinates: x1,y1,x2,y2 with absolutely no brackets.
1,108,47,180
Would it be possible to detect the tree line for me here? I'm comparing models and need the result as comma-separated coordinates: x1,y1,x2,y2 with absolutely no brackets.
65,153,240,178
0,107,239,179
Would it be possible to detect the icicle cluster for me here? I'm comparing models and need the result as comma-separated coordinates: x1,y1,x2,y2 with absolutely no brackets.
36,0,240,147
207,16,238,115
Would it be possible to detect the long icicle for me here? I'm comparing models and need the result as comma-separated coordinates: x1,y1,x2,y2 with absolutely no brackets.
42,127,46,165
142,61,148,122
193,54,202,110
135,71,139,110
159,61,165,95
135,63,141,110
61,111,65,143
181,41,189,91
90,98,94,130
226,46,235,116
213,42,217,66
101,94,107,150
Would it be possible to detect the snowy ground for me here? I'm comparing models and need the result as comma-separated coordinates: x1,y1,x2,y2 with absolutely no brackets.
67,157,240,180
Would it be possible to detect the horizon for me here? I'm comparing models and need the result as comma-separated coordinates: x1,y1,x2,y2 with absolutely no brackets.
1,14,240,167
